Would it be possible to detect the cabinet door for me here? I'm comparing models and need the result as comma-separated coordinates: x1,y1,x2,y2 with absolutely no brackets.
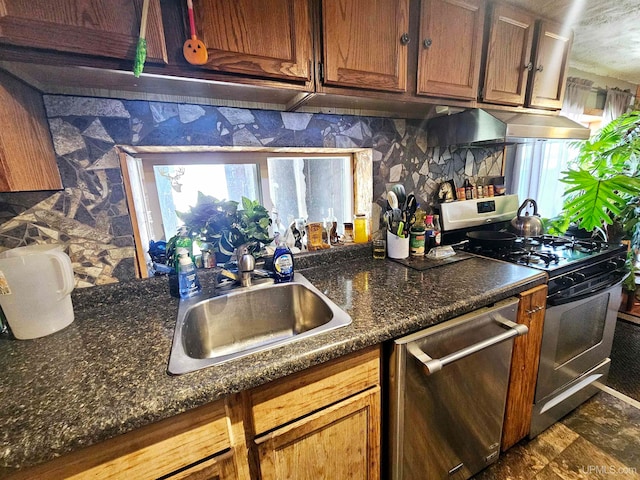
482,3,535,106
417,0,485,100
0,70,62,192
527,20,572,110
501,284,547,451
257,387,381,480
0,0,167,63
321,0,409,92
193,0,312,83
166,449,239,480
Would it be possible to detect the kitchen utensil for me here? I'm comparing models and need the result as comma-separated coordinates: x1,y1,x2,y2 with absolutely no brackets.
384,210,393,232
133,0,150,77
391,184,407,210
0,244,75,339
511,198,543,237
183,0,208,65
387,191,399,210
466,231,516,250
404,194,417,228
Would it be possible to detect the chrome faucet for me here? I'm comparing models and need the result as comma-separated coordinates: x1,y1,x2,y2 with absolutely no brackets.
217,243,256,288
237,244,256,287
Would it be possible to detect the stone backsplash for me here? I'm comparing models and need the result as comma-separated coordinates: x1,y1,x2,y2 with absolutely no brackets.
0,96,503,286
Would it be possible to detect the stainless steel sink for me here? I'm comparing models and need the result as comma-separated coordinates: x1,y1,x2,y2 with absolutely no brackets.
168,273,352,374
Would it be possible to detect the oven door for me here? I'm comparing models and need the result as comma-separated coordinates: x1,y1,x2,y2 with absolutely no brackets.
534,278,623,402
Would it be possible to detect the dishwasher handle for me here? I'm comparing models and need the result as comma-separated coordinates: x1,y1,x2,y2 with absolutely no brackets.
407,315,528,375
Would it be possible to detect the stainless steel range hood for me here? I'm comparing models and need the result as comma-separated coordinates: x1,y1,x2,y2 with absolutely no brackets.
426,109,591,146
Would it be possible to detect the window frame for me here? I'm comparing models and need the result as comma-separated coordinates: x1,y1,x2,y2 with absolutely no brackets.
120,148,372,278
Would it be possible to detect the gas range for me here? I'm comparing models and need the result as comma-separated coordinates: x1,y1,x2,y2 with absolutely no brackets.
466,234,627,276
465,234,627,300
437,195,628,300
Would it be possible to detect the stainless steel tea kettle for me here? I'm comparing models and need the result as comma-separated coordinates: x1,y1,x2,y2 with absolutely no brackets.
511,198,543,237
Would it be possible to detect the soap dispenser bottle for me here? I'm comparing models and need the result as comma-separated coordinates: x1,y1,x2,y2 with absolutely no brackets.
273,242,294,283
177,248,201,298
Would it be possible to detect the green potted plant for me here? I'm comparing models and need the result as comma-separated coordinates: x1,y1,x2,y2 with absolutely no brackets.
551,111,640,236
168,193,272,265
552,111,640,295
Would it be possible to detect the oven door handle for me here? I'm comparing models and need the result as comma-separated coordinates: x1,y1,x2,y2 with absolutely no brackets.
406,315,528,375
548,275,627,307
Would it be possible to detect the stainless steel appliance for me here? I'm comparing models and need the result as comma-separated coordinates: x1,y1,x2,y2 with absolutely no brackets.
389,298,526,480
437,195,628,439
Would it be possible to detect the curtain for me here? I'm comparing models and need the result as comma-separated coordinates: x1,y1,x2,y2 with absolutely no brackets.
603,88,633,126
509,141,578,219
561,77,593,121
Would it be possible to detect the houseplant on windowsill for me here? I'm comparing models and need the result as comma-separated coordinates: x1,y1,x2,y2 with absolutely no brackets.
168,193,272,265
550,110,640,292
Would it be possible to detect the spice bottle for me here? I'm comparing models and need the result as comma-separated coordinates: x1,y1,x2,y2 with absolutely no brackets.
409,208,426,257
425,214,436,253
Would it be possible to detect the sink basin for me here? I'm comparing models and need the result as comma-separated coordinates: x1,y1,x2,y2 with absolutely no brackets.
168,273,352,374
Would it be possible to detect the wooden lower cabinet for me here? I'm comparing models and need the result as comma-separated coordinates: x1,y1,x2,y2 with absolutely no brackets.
256,387,381,480
3,398,249,480
247,346,382,480
501,284,548,451
4,346,381,480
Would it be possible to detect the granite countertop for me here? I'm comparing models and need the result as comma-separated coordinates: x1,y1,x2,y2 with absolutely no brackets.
0,246,547,474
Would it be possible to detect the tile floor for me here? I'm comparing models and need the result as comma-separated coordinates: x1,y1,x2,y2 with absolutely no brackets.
475,390,640,479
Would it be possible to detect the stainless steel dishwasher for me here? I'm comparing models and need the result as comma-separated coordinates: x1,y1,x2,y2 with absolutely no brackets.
389,297,527,480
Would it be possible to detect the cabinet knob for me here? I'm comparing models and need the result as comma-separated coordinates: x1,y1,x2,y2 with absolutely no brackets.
536,64,544,72
423,38,432,48
525,62,533,71
400,33,410,45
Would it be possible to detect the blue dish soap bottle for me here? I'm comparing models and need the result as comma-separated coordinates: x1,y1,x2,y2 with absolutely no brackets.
177,248,202,298
273,242,294,283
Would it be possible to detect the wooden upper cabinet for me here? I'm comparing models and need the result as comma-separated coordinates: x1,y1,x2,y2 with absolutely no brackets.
321,0,409,93
527,19,572,110
482,2,535,106
0,0,167,64
0,70,62,192
417,0,485,100
192,0,312,83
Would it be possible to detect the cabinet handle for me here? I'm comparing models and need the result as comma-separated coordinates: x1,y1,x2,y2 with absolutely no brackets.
536,64,544,72
423,38,432,48
525,62,533,71
400,33,410,45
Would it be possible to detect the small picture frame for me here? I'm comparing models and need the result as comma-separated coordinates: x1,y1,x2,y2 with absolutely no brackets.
437,179,457,202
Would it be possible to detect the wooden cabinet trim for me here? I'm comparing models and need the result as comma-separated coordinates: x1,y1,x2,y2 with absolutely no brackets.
256,386,381,480
501,284,547,451
249,346,380,435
